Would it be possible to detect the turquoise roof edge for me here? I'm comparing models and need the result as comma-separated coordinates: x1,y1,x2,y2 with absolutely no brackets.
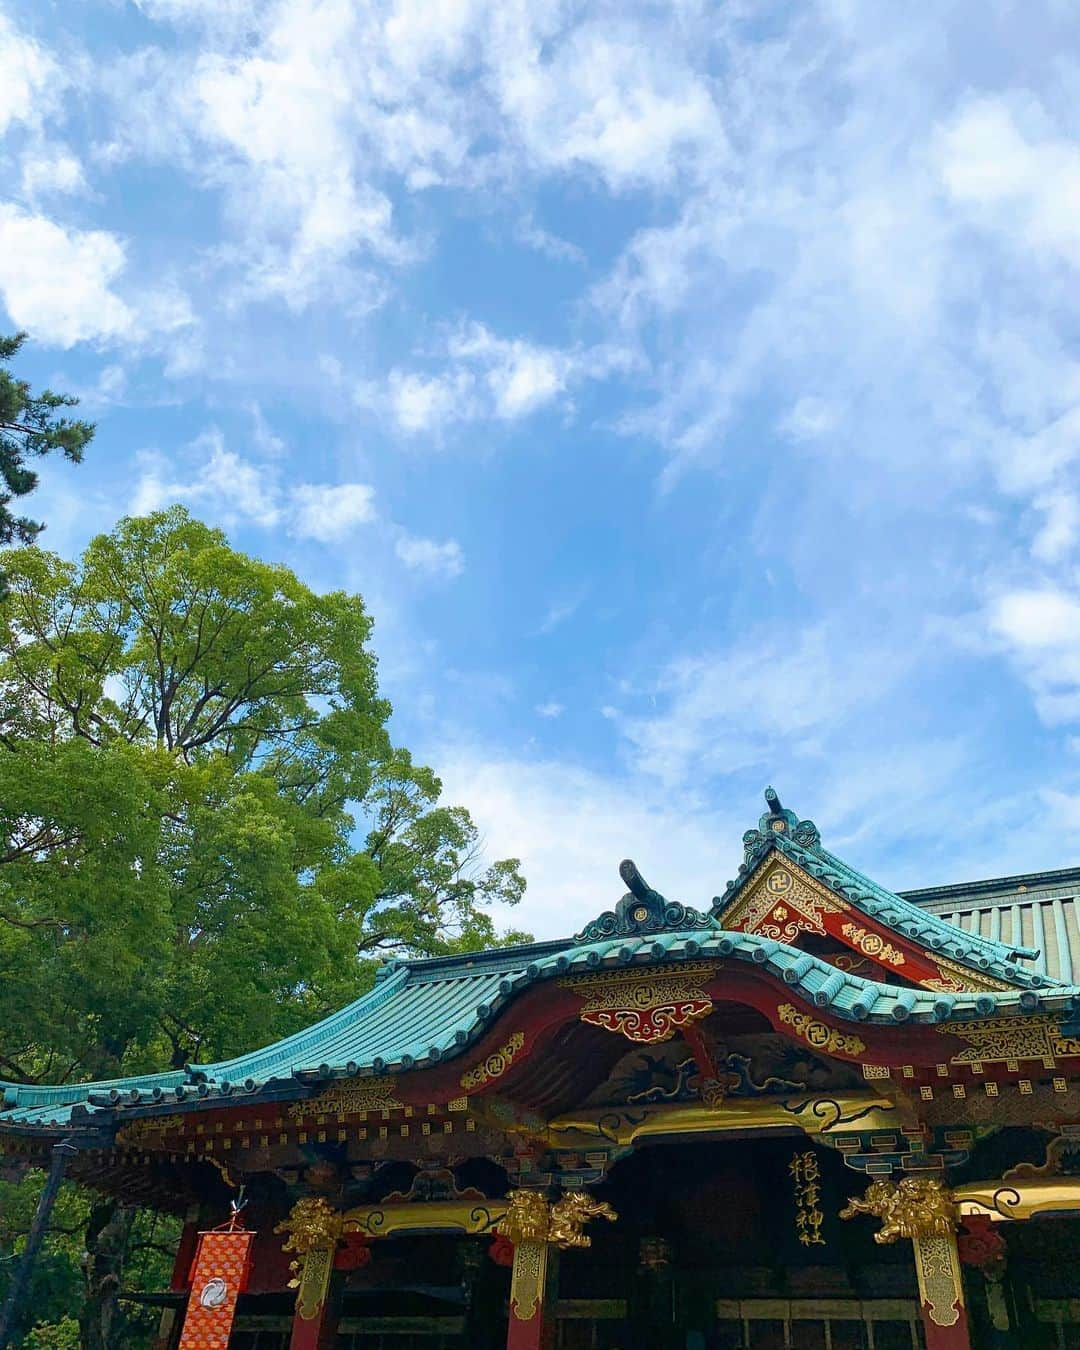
3,926,1079,1131
710,790,1056,991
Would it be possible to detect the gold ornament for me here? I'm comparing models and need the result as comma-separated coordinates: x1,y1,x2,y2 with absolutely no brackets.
548,1193,618,1249
841,922,906,968
459,1031,525,1090
561,964,715,1044
500,1189,618,1251
941,1016,1080,1065
288,1077,402,1120
777,1004,866,1057
500,1190,551,1245
839,1177,957,1244
274,1196,356,1284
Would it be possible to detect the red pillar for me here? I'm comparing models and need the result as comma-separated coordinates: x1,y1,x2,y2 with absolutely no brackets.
289,1247,341,1350
912,1233,971,1350
506,1239,557,1350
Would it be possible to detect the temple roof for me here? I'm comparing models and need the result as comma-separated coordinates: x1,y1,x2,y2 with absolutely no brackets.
3,789,1078,1136
711,788,1052,990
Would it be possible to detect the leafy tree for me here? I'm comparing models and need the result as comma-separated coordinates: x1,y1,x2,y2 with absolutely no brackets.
0,333,93,556
0,506,526,1079
0,507,527,1343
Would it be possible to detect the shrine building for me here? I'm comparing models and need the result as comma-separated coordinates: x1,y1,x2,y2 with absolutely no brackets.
4,789,1080,1350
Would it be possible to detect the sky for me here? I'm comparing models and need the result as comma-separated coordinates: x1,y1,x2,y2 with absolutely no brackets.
2,0,1080,942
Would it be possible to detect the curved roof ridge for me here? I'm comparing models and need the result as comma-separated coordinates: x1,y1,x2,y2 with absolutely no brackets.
798,839,1050,980
6,926,1080,1131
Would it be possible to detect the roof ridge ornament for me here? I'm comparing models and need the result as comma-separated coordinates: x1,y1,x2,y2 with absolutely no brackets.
741,786,820,863
573,860,715,943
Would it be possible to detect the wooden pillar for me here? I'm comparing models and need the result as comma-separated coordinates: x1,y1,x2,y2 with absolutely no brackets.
507,1237,558,1350
840,1177,970,1350
289,1245,341,1350
912,1231,971,1350
501,1188,617,1350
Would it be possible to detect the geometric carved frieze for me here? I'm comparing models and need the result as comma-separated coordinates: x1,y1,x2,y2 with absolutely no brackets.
940,1017,1080,1066
288,1078,403,1120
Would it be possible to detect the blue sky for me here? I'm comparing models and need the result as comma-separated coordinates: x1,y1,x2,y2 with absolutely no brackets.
2,0,1080,940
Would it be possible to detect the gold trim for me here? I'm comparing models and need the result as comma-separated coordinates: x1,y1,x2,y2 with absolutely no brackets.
926,954,1013,994
545,1092,896,1147
289,1078,403,1119
956,1177,1080,1222
777,1004,867,1057
343,1200,506,1238
460,1031,525,1090
115,1114,186,1146
560,965,716,1044
510,1240,548,1322
724,858,845,941
913,1234,964,1329
940,1017,1080,1065
296,1246,334,1321
841,923,905,968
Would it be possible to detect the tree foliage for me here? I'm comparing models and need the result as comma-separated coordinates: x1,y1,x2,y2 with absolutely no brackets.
0,332,93,555
0,506,527,1081
0,506,528,1343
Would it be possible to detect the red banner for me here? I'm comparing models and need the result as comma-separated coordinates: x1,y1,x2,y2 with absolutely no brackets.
178,1228,254,1349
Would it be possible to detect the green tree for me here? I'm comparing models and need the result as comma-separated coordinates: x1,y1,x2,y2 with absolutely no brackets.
0,333,93,554
0,507,527,1344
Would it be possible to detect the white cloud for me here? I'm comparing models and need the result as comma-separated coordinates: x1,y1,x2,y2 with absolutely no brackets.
0,12,62,137
448,322,571,419
987,587,1080,727
492,21,726,190
132,433,281,526
432,746,737,939
937,98,1080,267
535,700,564,718
989,589,1080,650
394,534,465,578
292,483,377,541
131,431,379,543
614,623,905,790
388,369,475,435
0,206,133,347
20,148,87,199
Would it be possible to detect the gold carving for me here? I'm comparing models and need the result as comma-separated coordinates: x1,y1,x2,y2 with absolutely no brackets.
841,922,906,968
560,964,715,1044
295,1245,334,1321
501,1189,617,1251
839,1177,957,1244
926,954,1012,994
548,1193,618,1249
510,1240,547,1322
288,1078,402,1120
914,1234,964,1328
501,1191,550,1244
942,1017,1080,1065
115,1114,186,1146
346,1200,504,1238
724,858,845,942
777,1004,866,1057
459,1031,525,1090
790,1151,825,1246
274,1196,356,1285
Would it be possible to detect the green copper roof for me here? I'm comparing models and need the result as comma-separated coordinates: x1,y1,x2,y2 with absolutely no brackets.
711,788,1054,991
3,926,1078,1132
2,790,1075,1136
